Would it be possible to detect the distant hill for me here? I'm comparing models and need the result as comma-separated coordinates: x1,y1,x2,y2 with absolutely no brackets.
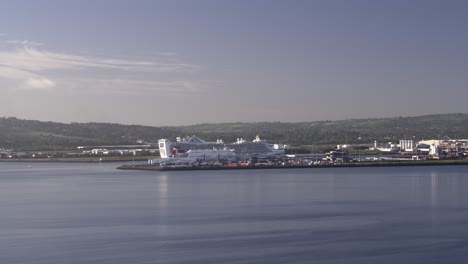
1,114,468,151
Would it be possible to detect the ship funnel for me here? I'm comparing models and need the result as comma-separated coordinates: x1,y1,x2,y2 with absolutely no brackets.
158,139,172,158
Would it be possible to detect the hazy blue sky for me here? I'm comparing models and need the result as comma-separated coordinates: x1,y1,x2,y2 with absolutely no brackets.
1,0,467,126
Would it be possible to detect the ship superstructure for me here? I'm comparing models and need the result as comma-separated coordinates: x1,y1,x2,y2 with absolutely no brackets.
157,135,283,163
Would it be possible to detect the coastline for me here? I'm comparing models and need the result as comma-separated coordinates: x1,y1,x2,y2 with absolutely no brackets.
117,159,468,171
0,156,156,163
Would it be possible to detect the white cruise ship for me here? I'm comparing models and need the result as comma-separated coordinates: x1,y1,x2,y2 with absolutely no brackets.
156,135,284,163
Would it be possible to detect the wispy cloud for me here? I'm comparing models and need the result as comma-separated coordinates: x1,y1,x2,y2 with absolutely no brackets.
21,77,56,90
0,46,202,93
0,66,55,91
66,78,203,96
0,66,37,80
159,52,178,56
0,47,198,72
4,40,43,46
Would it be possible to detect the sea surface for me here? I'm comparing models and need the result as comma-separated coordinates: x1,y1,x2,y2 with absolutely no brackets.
1,162,468,264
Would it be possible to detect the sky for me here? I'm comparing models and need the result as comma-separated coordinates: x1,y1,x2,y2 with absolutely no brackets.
1,0,468,126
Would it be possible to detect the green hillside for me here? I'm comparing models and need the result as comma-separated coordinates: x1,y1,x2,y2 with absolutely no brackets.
1,114,468,151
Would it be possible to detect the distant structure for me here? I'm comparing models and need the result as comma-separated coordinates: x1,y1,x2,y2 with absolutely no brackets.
157,135,284,163
368,139,414,153
399,140,414,152
417,139,468,158
273,144,291,150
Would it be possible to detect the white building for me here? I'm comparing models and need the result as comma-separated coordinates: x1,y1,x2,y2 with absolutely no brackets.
273,144,291,150
399,140,414,152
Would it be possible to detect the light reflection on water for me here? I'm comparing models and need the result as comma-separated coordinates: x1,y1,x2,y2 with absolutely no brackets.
0,162,468,264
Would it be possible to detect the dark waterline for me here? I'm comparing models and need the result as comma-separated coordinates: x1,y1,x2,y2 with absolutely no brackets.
1,162,467,264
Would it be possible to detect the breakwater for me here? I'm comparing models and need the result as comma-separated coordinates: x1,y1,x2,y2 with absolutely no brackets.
117,159,468,171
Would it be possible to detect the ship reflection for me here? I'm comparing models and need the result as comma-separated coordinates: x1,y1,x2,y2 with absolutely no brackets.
157,174,169,210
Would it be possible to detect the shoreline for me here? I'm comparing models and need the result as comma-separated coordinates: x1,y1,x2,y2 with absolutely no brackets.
117,159,468,171
0,156,156,163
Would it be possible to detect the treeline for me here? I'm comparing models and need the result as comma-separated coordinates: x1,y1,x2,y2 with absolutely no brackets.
1,113,468,150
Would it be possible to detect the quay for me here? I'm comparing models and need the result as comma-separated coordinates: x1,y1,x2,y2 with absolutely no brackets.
117,159,468,172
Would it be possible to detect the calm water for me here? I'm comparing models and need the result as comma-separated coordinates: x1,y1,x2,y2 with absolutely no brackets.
1,162,468,264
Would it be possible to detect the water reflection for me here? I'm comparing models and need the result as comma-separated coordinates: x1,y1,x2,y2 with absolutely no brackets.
1,163,468,264
431,171,438,209
156,174,168,211
155,173,169,236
